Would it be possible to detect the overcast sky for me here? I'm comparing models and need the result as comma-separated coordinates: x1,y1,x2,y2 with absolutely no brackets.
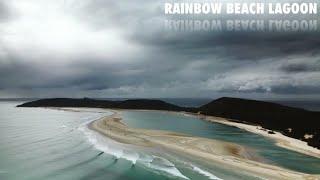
0,0,320,99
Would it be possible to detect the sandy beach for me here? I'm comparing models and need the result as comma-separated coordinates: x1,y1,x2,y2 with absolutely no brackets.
90,111,320,180
200,114,320,158
56,107,320,158
113,109,320,158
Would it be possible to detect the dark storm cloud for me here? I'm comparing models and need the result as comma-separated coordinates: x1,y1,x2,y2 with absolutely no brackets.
280,60,320,73
71,0,320,61
272,85,320,94
0,60,132,90
0,57,178,91
130,29,320,61
73,1,320,62
0,0,320,98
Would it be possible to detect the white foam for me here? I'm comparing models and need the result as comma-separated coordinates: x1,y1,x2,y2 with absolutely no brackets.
123,150,140,164
181,113,193,117
137,153,153,163
151,156,175,167
191,164,223,180
79,124,124,159
61,125,67,128
78,118,189,179
147,156,190,180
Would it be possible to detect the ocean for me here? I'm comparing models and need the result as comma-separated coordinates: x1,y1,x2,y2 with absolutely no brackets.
0,100,320,180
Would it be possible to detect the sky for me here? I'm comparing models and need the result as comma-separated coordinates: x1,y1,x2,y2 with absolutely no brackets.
0,0,320,99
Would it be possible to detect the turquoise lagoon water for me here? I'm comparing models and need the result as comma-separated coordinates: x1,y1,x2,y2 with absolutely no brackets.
0,101,320,180
122,111,320,174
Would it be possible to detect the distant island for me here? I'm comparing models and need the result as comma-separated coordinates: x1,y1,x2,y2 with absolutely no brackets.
17,97,320,149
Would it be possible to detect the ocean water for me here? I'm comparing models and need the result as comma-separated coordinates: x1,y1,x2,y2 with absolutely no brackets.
0,101,259,180
1,101,320,180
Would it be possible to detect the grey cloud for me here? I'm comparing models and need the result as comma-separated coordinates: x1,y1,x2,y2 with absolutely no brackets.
68,0,320,62
280,61,320,73
272,85,320,94
0,1,11,21
131,30,320,62
0,0,320,98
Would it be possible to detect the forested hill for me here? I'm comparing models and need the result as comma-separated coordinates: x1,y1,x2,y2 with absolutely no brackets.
18,97,320,149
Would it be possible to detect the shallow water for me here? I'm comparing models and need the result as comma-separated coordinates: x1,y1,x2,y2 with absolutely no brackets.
1,101,320,180
122,110,320,174
0,102,178,180
0,101,259,180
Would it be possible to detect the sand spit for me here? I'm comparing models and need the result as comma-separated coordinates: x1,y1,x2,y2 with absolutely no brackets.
201,115,320,159
90,111,320,180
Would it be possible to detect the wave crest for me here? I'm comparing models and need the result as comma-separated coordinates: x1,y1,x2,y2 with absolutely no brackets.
79,120,189,179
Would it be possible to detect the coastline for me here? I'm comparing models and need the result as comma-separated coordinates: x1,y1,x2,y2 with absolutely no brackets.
200,114,320,158
89,110,319,180
53,107,320,158
115,109,320,158
18,97,320,154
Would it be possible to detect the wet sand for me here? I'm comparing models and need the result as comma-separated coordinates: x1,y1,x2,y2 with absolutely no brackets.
115,109,320,158
90,111,320,180
201,114,320,158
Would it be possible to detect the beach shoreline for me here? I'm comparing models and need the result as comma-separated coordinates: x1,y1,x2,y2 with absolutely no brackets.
52,107,320,158
89,110,319,179
199,114,320,158
123,109,320,158
114,108,320,158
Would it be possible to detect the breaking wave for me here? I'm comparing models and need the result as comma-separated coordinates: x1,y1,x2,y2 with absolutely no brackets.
78,112,223,180
78,120,189,179
190,164,223,180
